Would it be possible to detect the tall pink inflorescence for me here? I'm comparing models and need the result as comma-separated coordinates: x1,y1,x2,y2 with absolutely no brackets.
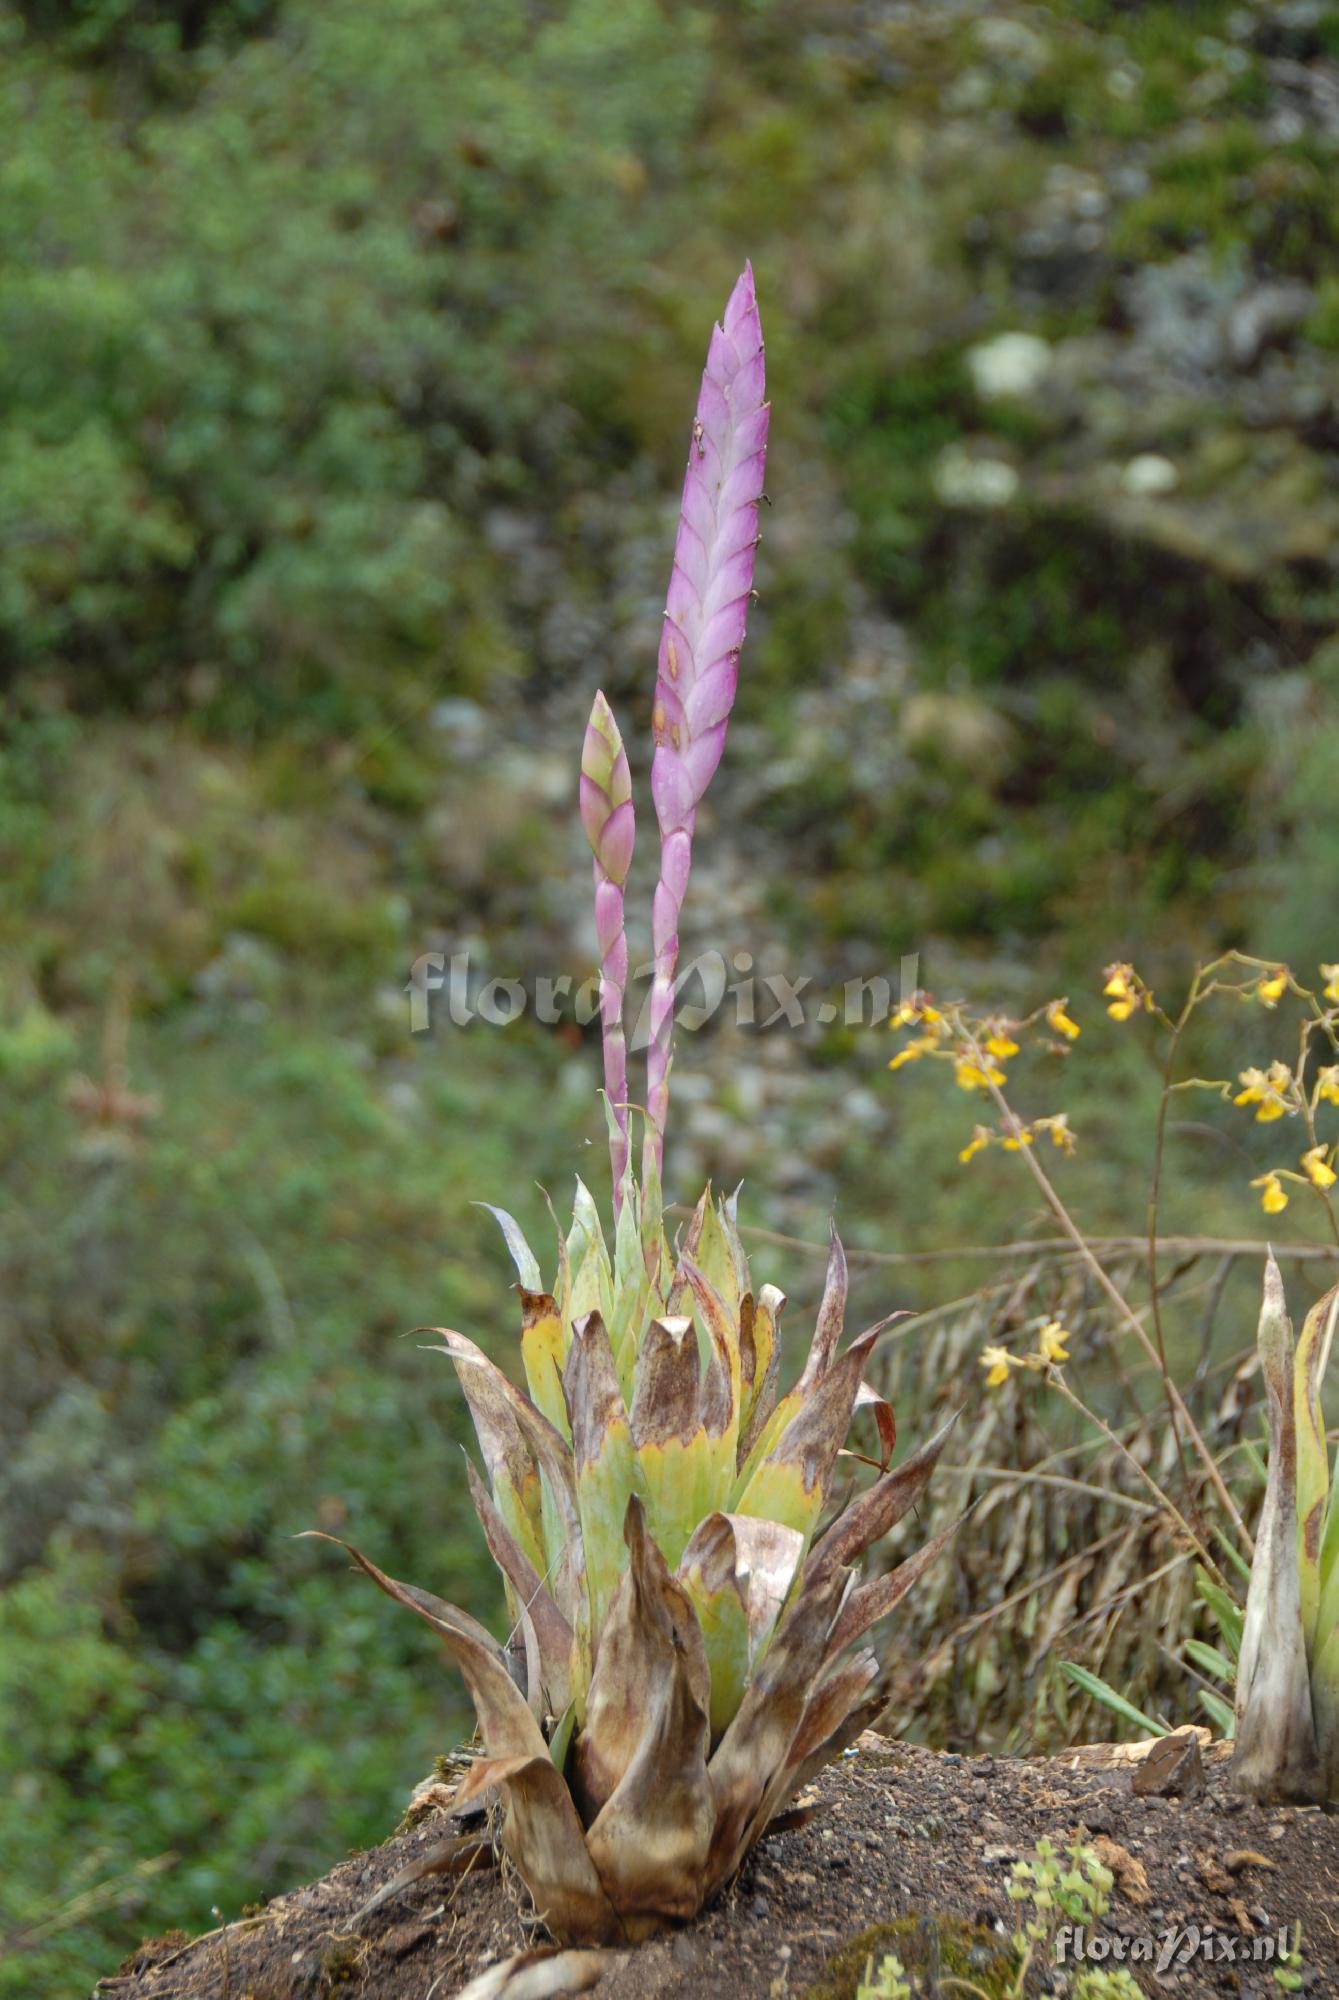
580,691,636,1207
643,264,769,1186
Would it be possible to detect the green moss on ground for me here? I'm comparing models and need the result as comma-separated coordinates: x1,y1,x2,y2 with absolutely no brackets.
800,1914,1016,2000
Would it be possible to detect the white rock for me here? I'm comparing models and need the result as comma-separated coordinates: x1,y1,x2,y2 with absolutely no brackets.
1122,453,1179,496
842,1087,884,1128
934,447,1020,510
429,697,487,742
382,1079,422,1117
975,17,1049,71
967,331,1052,399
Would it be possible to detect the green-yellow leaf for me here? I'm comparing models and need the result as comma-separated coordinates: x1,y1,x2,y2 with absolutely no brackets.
565,1312,637,1642
520,1288,570,1441
1295,1283,1338,1651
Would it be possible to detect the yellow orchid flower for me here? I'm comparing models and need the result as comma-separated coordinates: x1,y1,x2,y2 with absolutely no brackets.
1302,1144,1337,1191
1102,963,1142,1022
1234,1062,1295,1123
980,1344,1014,1389
954,1056,1006,1092
890,996,943,1028
1255,967,1288,1008
1318,1065,1339,1106
1038,1319,1070,1364
1037,1113,1076,1154
958,1127,991,1164
1046,999,1080,1040
888,1034,937,1072
984,1026,1019,1059
1322,963,1339,1005
1252,1171,1289,1215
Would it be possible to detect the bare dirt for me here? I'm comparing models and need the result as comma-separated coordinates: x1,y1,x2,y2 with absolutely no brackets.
96,1739,1338,2000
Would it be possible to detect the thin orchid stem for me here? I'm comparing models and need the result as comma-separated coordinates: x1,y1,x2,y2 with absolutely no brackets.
1044,1371,1218,1577
1147,972,1209,1546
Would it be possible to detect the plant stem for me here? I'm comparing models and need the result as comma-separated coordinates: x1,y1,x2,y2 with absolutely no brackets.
1147,974,1211,1548
1044,1373,1216,1572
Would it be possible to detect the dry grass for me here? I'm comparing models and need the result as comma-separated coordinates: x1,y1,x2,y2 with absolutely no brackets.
844,1240,1280,1752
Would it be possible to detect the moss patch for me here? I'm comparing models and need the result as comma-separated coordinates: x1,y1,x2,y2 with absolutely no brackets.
799,1914,1016,2000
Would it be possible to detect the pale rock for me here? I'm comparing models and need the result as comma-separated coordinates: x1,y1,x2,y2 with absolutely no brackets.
967,331,1052,400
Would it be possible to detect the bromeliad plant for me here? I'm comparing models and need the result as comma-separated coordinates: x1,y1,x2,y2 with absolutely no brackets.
308,268,959,1944
1232,1256,1339,1803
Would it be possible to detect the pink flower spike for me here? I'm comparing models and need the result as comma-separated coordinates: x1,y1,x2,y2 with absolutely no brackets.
644,264,769,1186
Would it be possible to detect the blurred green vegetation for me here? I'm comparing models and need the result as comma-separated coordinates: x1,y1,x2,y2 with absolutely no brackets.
5,0,1339,1990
